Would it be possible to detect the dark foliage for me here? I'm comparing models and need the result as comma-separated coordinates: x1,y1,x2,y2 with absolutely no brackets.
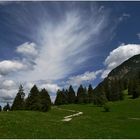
25,85,40,111
3,103,11,111
39,88,51,112
11,85,25,110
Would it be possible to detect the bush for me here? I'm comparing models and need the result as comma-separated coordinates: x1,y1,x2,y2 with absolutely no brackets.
103,104,110,112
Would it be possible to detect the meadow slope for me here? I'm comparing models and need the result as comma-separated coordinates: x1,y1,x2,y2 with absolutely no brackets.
0,98,140,138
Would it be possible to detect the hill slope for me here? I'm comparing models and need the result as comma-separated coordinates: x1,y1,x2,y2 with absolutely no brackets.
94,54,140,101
0,98,140,138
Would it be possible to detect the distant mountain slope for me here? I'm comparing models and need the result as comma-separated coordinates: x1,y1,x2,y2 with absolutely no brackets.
94,54,140,101
108,54,140,80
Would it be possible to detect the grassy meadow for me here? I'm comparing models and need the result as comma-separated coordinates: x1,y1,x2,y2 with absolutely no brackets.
0,97,140,138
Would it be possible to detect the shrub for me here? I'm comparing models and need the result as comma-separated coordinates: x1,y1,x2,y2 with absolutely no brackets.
103,104,110,112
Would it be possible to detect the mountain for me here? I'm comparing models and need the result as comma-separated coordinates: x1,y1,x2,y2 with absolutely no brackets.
94,54,140,101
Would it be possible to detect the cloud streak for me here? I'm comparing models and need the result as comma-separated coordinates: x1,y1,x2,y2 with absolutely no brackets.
22,6,109,81
66,70,102,86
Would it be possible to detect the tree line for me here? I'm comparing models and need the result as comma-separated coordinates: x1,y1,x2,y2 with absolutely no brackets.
0,75,139,112
0,85,51,112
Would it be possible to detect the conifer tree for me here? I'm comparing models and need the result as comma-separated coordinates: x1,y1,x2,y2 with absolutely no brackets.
132,79,140,99
3,103,11,111
77,85,85,103
88,84,94,103
0,105,2,112
55,89,67,105
39,88,51,112
11,85,25,110
68,85,76,103
96,87,108,106
128,79,134,95
25,85,40,110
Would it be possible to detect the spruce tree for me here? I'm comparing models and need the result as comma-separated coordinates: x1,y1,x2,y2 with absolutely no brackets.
83,87,88,103
55,90,61,105
77,85,85,103
11,85,25,110
88,84,94,103
95,86,108,106
128,79,133,95
25,85,40,110
68,85,76,103
132,79,140,99
39,88,51,112
0,105,2,112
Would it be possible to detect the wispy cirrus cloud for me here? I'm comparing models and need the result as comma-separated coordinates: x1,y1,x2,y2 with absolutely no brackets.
22,6,109,81
0,3,114,103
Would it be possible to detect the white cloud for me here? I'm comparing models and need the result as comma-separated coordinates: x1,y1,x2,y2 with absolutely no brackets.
16,42,38,58
0,89,17,102
101,44,140,78
39,83,60,93
1,80,16,89
0,6,112,103
0,60,26,75
21,7,109,81
67,70,102,86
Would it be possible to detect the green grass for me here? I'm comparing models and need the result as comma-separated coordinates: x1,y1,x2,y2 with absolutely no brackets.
0,98,140,138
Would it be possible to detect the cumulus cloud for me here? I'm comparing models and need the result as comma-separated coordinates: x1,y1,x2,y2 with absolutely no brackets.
0,60,26,75
16,42,38,58
1,80,16,89
39,83,60,93
67,70,102,86
101,44,140,78
0,79,18,103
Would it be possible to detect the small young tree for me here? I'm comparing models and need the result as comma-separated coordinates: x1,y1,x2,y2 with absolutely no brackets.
103,104,110,112
11,85,25,110
3,103,11,111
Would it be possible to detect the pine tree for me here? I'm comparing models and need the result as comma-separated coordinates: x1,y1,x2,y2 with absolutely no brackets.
68,85,76,103
132,79,140,99
128,79,134,95
88,84,94,103
77,85,85,104
96,87,108,106
62,89,68,104
83,87,88,103
55,90,61,105
39,88,51,112
0,105,2,112
25,85,40,110
11,85,25,110
3,103,11,111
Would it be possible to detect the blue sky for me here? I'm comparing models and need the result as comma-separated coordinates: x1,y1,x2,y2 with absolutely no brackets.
0,1,140,104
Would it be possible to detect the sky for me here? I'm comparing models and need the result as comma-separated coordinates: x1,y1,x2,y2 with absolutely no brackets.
0,1,140,105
